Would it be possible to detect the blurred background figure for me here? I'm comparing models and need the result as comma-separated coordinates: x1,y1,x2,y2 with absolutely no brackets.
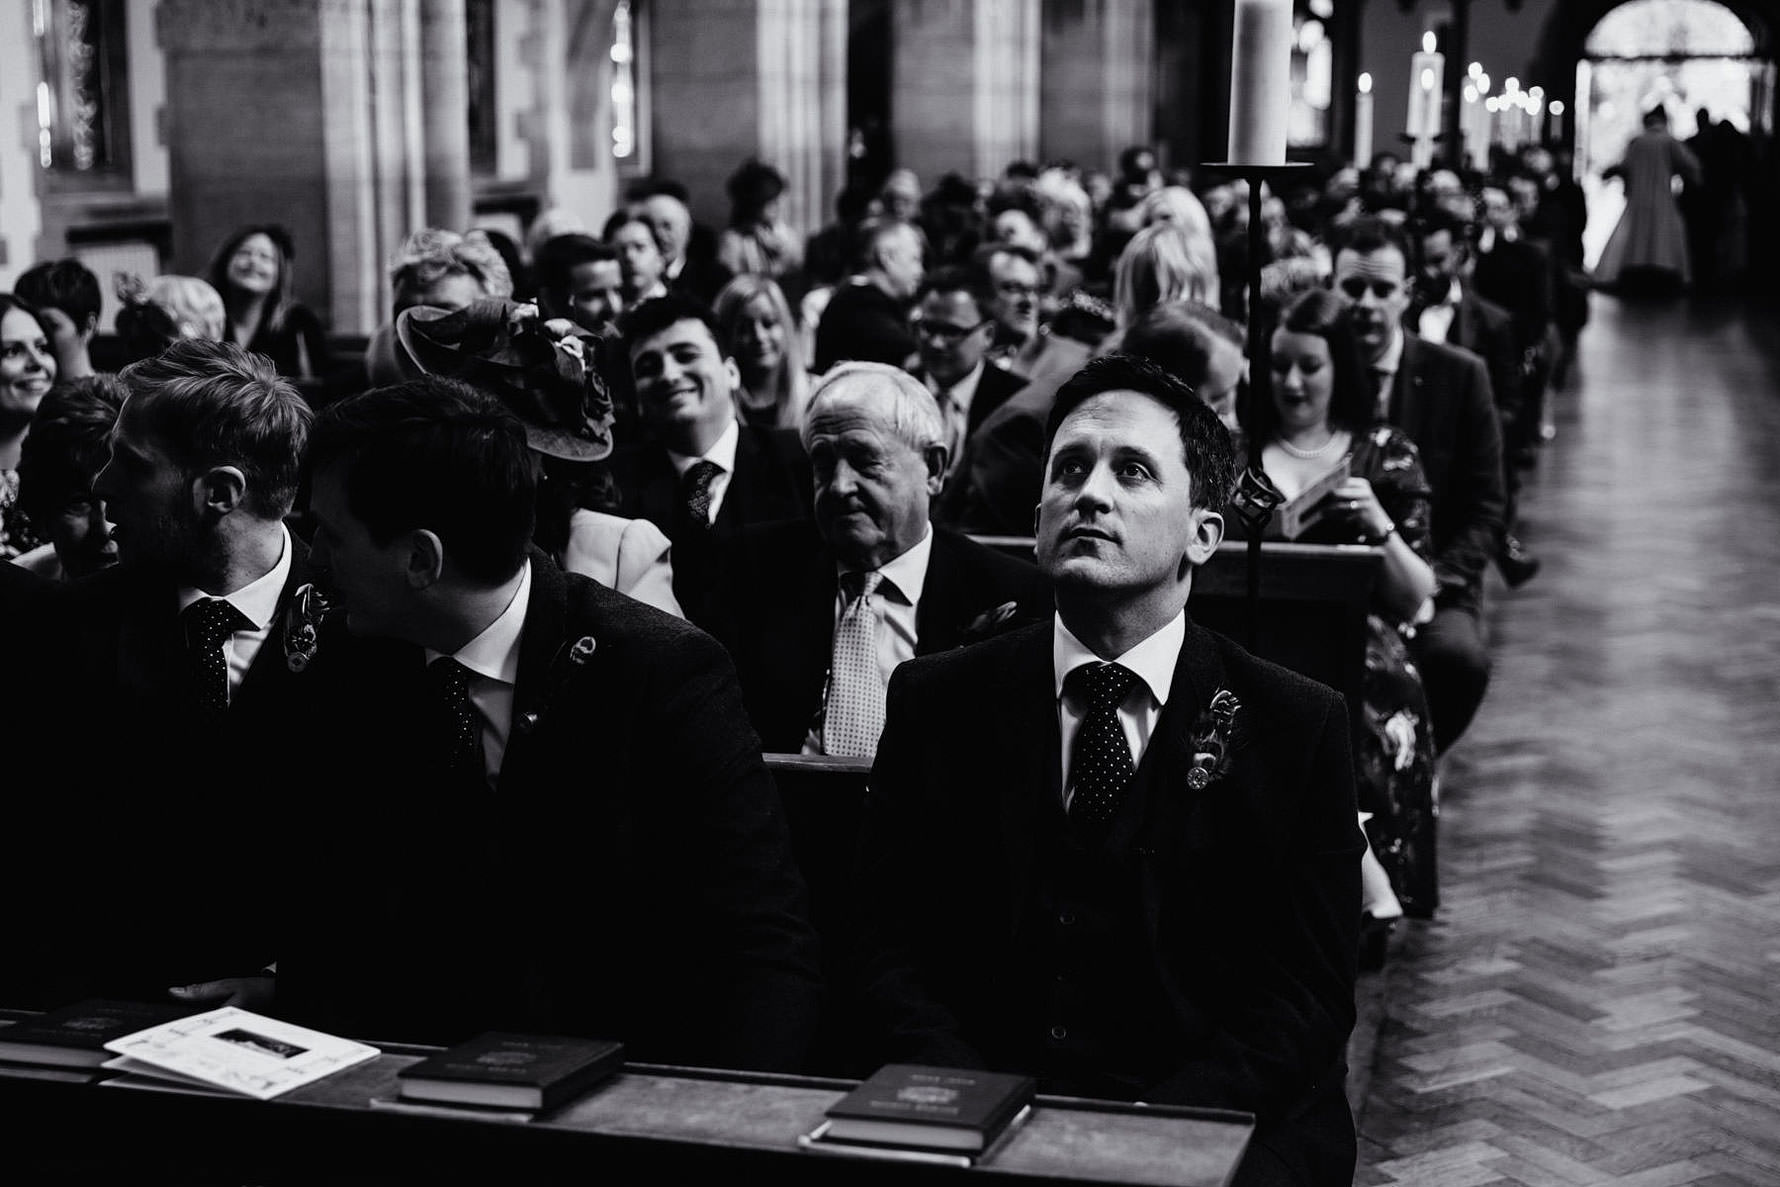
1594,106,1700,295
719,158,805,292
114,274,227,366
13,259,101,382
12,374,127,581
714,275,811,432
207,224,331,381
534,234,627,336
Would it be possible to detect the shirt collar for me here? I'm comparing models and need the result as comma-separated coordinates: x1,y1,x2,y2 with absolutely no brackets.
838,523,933,605
667,415,740,477
1051,609,1186,707
176,523,292,630
927,360,986,414
428,559,531,685
1373,326,1406,376
1436,278,1462,307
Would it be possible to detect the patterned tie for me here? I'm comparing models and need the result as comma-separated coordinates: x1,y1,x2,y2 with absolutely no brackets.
1066,662,1141,830
1371,367,1395,422
822,571,886,757
682,459,724,529
185,597,253,714
429,657,484,779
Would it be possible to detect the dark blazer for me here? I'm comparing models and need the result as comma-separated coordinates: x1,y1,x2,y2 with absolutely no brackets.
707,521,1050,752
1411,289,1522,432
613,423,814,614
925,363,1029,526
1470,235,1553,353
813,282,917,373
13,538,315,1005
667,249,735,309
277,552,823,1071
944,379,1054,536
857,617,1364,1182
1387,335,1507,607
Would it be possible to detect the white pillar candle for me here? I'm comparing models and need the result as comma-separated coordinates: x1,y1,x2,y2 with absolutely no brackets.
1227,0,1293,164
1354,73,1374,167
1405,34,1445,143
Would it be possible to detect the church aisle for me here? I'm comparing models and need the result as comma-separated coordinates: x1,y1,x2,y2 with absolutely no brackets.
1356,296,1780,1186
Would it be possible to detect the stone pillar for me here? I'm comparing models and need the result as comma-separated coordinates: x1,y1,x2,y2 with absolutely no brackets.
647,0,846,240
890,0,1039,184
420,0,472,232
1039,0,1153,171
0,0,42,288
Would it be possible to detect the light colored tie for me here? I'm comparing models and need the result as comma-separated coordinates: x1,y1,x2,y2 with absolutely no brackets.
939,392,967,480
823,571,886,757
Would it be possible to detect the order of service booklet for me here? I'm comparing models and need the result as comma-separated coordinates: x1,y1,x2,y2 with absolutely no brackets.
100,1006,379,1101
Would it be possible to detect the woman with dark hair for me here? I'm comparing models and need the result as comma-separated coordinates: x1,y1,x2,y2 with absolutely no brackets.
0,293,56,560
717,158,803,287
207,224,332,380
1255,286,1441,931
13,373,126,580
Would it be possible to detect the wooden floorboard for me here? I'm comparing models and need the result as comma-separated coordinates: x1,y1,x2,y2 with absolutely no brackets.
1355,294,1780,1186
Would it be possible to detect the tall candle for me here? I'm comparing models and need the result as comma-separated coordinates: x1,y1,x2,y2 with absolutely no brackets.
1405,32,1445,150
1548,99,1565,142
1227,0,1293,164
1354,73,1374,167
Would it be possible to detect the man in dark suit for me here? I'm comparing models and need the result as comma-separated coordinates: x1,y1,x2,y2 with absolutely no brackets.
1335,219,1505,754
812,218,925,373
1472,181,1554,465
910,265,1027,524
1409,209,1539,588
23,340,317,1009
709,362,1047,755
857,355,1363,1187
286,376,822,1069
611,295,813,616
632,185,733,307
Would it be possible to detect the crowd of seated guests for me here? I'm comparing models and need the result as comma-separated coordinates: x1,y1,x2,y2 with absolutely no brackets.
0,141,1579,1187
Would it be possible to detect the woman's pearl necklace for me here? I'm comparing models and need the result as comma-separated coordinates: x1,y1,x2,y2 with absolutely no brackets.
1276,432,1342,460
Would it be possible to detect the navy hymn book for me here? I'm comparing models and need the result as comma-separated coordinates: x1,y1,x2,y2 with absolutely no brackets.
396,1032,626,1111
822,1064,1037,1153
0,1000,197,1069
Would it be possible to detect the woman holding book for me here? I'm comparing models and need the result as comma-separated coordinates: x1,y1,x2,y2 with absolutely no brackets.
1253,286,1440,930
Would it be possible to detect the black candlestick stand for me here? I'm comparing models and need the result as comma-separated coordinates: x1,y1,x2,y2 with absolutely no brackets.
1201,160,1311,648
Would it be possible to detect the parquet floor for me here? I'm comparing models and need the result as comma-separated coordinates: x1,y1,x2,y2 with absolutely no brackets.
1355,294,1780,1186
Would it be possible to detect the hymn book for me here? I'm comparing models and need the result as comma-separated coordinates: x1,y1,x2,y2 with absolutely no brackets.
100,1006,379,1100
396,1032,625,1111
815,1064,1036,1154
0,999,196,1070
1264,456,1351,541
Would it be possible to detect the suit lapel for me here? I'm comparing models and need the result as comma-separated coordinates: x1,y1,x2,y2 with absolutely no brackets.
499,549,570,792
986,625,1060,927
914,531,970,654
1392,335,1428,435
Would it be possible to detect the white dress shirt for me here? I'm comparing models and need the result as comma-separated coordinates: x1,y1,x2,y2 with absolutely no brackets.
1052,609,1186,810
925,361,985,482
1417,278,1463,345
175,523,292,704
666,416,740,525
802,526,934,755
426,559,532,790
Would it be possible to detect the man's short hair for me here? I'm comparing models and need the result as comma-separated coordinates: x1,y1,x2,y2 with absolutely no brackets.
802,362,944,456
16,373,128,522
1415,206,1472,247
848,217,915,273
915,265,995,320
617,293,724,360
14,259,101,330
118,338,312,519
972,241,1043,272
1331,215,1410,265
1122,302,1243,390
1045,353,1236,512
532,234,619,298
309,376,535,586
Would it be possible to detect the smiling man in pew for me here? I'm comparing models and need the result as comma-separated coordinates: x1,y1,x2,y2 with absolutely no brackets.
856,355,1365,1187
281,376,822,1072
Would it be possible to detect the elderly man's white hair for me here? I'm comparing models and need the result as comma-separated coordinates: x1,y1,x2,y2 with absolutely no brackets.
801,361,945,456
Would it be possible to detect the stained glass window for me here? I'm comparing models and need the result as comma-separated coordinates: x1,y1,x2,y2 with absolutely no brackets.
34,0,132,183
1584,0,1757,59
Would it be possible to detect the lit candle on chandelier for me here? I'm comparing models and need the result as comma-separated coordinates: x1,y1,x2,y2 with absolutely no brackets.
1406,31,1445,145
1354,73,1374,167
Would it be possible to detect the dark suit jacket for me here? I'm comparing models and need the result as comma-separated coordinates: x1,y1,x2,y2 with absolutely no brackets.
14,539,314,1005
945,377,1057,536
277,552,823,1071
707,522,1050,752
925,363,1028,526
1388,335,1507,608
613,423,814,616
1410,289,1523,431
668,249,735,308
1471,235,1553,353
857,617,1363,1181
813,281,917,373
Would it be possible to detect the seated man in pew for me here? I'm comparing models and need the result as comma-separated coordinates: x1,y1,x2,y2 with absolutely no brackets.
707,361,1047,758
283,376,822,1072
857,355,1363,1187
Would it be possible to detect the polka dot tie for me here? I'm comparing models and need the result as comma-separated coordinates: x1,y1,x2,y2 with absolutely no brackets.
429,657,484,778
184,597,253,715
682,459,724,529
823,571,886,758
1066,662,1140,829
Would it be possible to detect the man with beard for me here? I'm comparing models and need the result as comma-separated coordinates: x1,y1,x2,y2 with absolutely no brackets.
15,339,315,1009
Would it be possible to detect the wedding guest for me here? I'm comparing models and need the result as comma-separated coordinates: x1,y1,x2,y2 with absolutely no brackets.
13,259,100,381
366,228,514,385
714,275,811,431
1594,106,1701,294
632,184,733,306
12,374,126,581
207,224,332,381
114,274,228,365
813,218,924,373
718,158,805,289
0,295,56,560
603,209,670,308
533,234,626,335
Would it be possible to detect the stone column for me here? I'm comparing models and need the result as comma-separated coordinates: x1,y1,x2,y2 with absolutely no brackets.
419,0,472,232
1039,0,1153,170
647,0,846,240
0,1,42,287
890,0,1040,184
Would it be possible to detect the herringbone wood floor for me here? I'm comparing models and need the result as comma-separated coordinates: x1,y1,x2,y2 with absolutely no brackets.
1355,295,1780,1186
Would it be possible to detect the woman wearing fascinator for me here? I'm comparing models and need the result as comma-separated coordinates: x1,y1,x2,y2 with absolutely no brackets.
388,299,683,617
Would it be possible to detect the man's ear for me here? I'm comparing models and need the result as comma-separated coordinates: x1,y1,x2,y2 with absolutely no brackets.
193,466,249,519
922,442,949,494
1184,508,1224,571
406,529,447,590
723,355,743,394
80,313,99,342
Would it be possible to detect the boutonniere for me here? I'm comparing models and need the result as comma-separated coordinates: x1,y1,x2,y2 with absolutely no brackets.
282,583,329,673
961,600,1020,644
1186,688,1244,791
516,635,599,737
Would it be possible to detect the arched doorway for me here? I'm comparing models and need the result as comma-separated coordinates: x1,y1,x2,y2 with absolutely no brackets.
1575,0,1773,265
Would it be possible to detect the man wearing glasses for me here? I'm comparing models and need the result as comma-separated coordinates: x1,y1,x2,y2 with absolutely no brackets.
910,266,1026,513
